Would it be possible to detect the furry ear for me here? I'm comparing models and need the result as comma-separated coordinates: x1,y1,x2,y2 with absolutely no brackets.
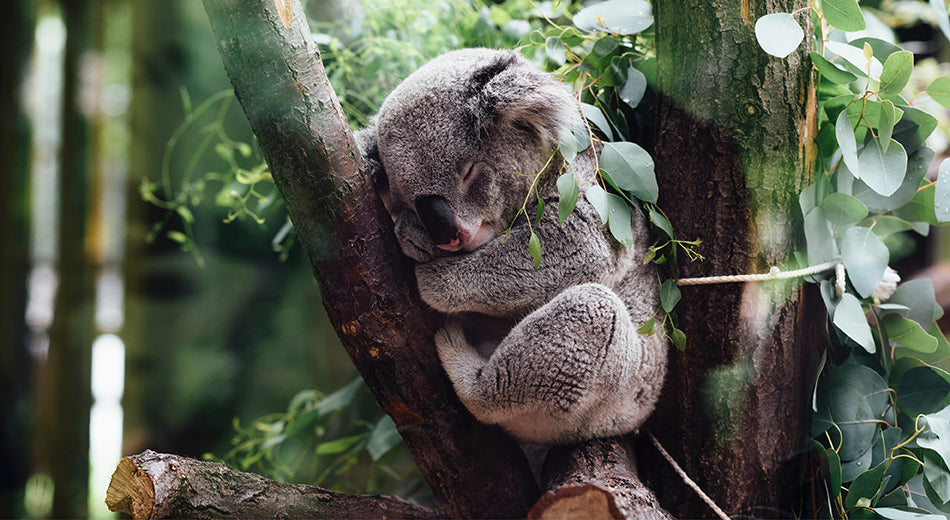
466,52,577,147
354,118,395,213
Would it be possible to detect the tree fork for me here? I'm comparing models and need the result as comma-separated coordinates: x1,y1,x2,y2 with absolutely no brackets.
198,0,538,517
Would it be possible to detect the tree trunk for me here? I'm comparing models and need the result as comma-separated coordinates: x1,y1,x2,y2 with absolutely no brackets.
649,0,818,517
36,0,98,517
105,450,444,519
199,1,537,517
0,0,35,515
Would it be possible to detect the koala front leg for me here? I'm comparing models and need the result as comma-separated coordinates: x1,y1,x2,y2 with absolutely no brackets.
435,283,666,445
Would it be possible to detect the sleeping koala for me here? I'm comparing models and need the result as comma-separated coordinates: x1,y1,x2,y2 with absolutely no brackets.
355,48,667,445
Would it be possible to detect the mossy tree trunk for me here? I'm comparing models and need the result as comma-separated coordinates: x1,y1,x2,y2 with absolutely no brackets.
648,0,819,517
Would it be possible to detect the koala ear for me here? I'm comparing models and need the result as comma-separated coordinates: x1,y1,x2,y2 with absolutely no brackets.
467,52,576,147
354,118,395,213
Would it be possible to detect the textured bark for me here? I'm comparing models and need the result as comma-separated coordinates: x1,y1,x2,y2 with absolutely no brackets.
200,1,537,517
105,450,444,519
649,0,819,517
529,438,672,520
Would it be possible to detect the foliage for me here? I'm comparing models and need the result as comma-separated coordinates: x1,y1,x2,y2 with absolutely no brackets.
755,0,950,517
207,378,429,498
518,0,697,350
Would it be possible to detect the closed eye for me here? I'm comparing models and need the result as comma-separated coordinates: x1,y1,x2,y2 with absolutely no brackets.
460,161,479,190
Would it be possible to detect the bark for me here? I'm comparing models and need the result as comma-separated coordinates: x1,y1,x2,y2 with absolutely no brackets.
529,438,672,520
105,450,444,519
200,1,537,517
649,0,818,518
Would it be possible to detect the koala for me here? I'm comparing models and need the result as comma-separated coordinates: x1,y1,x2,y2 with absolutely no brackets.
355,48,667,445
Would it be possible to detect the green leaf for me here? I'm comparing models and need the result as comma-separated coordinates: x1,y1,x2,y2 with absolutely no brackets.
833,293,876,353
875,506,946,520
841,226,889,299
573,0,653,35
869,215,914,239
853,147,933,213
528,230,541,269
884,314,938,353
889,279,938,329
921,434,950,503
754,13,805,58
314,378,362,417
826,41,882,78
821,192,868,226
557,173,579,225
845,462,888,509
823,0,866,32
879,51,914,95
544,36,566,66
535,198,545,227
936,158,950,223
815,382,879,460
636,316,656,335
670,326,686,351
649,208,674,240
837,110,860,177
804,208,838,266
586,184,609,224
600,142,658,204
367,415,402,461
619,66,647,108
858,138,907,197
581,103,614,141
932,0,950,45
660,279,681,313
811,52,858,84
605,193,633,247
927,77,950,109
897,366,950,414
878,100,897,152
317,434,364,455
892,107,938,155
826,363,890,417
894,183,939,225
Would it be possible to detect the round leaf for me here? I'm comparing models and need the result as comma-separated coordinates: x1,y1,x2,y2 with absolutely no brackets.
897,366,950,414
841,226,890,298
883,314,938,354
821,192,868,226
825,41,883,78
573,0,653,35
754,13,805,58
936,158,950,223
836,110,860,178
927,77,950,109
822,0,866,32
817,382,879,460
804,208,838,266
619,66,647,108
858,138,907,196
600,141,658,203
811,52,858,84
544,36,566,66
880,51,914,95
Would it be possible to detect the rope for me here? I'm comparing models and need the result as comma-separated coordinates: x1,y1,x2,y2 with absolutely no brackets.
649,433,733,520
676,260,840,287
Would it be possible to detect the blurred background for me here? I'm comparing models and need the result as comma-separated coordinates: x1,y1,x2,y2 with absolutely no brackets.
2,0,950,518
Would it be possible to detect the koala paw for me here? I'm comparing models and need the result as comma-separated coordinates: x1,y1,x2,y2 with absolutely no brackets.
393,212,438,263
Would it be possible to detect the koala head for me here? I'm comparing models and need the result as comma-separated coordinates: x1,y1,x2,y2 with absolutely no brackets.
368,49,578,261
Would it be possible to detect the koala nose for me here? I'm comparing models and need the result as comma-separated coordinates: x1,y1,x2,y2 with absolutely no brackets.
415,195,459,246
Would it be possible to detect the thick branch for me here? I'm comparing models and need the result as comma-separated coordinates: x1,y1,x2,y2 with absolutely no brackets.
529,438,673,520
200,0,537,517
105,450,444,519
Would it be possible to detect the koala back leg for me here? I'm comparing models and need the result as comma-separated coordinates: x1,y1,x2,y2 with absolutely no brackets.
435,283,666,445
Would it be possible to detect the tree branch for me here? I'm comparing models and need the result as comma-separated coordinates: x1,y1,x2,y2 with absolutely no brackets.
105,450,444,519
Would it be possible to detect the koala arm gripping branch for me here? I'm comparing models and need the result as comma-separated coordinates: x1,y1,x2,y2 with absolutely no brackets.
414,196,621,317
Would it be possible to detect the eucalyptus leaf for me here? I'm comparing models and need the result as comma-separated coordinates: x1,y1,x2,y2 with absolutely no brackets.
821,192,868,226
660,279,681,313
932,0,950,45
920,413,950,471
573,0,652,35
605,193,634,246
557,173,579,225
888,279,938,329
544,36,566,66
528,230,541,268
581,103,614,141
367,415,402,461
816,381,879,460
936,158,950,223
883,314,938,353
649,208,674,240
314,378,362,417
619,66,647,108
857,138,907,197
811,52,858,84
878,100,897,151
833,293,877,353
825,363,890,417
875,506,945,520
845,461,887,509
825,41,883,78
853,146,932,213
894,184,938,225
891,107,938,155
804,208,838,266
822,0,866,32
927,77,950,109
837,110,860,178
879,51,914,95
898,366,950,414
600,141,658,203
868,216,914,239
586,184,609,224
755,13,805,58
841,226,889,298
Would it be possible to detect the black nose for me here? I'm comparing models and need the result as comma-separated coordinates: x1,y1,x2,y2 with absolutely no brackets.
415,195,458,245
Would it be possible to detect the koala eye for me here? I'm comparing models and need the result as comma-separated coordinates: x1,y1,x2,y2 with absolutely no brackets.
460,161,480,190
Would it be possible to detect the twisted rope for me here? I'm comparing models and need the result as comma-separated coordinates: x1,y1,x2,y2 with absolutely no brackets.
649,433,732,520
676,260,840,286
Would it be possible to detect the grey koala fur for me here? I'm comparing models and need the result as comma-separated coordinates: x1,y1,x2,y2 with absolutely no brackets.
355,48,667,445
